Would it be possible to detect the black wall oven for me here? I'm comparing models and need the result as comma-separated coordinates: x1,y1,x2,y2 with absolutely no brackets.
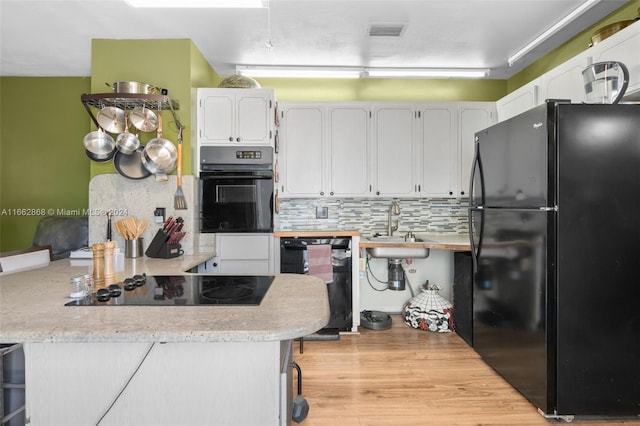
199,146,274,233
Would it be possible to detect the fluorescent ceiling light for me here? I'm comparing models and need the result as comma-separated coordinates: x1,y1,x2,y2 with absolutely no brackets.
237,66,363,79
508,0,600,66
124,0,265,8
365,68,490,78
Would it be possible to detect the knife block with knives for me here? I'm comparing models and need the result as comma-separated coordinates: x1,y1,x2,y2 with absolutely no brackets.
145,216,185,259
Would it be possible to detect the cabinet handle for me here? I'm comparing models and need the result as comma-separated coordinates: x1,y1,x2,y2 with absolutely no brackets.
228,137,233,142
320,191,324,196
449,191,453,195
236,137,241,142
418,185,421,192
330,191,334,196
376,191,380,196
460,191,465,195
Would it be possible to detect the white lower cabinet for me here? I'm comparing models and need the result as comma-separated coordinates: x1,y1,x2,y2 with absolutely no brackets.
216,233,276,274
24,341,290,426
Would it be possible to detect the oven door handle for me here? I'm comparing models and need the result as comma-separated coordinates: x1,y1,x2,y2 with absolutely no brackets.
200,174,273,180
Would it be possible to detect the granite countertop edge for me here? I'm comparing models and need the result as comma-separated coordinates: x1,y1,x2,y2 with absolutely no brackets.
0,254,330,344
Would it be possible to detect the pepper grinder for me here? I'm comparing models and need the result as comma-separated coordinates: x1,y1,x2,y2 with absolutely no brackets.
103,241,116,286
106,212,112,241
92,243,105,290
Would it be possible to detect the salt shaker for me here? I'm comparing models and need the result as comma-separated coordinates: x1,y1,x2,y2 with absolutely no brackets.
69,276,86,298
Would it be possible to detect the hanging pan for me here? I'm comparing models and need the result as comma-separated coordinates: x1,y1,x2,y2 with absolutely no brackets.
142,115,177,175
114,145,151,180
83,128,116,162
115,115,140,154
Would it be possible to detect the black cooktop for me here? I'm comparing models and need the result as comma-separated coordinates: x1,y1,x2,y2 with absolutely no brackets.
65,275,274,306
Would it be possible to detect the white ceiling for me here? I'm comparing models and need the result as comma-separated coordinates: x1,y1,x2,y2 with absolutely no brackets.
0,0,630,79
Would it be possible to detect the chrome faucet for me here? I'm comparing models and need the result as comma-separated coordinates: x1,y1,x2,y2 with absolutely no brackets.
387,201,401,236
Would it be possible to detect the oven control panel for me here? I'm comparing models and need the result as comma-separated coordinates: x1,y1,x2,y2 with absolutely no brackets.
236,150,262,159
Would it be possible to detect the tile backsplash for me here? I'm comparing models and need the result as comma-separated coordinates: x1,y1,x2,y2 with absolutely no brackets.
276,197,469,235
88,173,467,257
88,174,201,255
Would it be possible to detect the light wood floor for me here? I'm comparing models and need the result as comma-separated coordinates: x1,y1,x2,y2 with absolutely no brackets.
293,315,640,426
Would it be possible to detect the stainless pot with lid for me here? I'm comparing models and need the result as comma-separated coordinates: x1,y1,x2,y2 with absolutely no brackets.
582,61,629,104
105,81,166,95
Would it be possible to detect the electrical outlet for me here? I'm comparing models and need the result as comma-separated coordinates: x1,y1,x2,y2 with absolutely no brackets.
154,207,166,224
315,206,328,219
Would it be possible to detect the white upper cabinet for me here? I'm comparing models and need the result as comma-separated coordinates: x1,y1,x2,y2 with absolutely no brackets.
279,105,325,197
418,104,458,197
458,103,496,197
197,88,274,145
590,20,640,98
496,80,541,122
540,54,589,104
372,105,416,197
497,21,640,121
279,103,370,198
327,105,370,197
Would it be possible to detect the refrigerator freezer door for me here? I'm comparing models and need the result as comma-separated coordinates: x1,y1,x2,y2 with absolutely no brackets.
555,104,640,415
473,103,551,209
472,208,554,413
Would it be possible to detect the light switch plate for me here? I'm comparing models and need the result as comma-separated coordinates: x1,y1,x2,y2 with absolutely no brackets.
316,206,328,219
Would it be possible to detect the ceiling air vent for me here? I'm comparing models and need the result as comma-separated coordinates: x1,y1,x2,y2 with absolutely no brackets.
368,22,406,37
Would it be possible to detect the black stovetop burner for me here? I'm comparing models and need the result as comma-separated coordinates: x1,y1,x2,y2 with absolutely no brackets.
65,275,274,307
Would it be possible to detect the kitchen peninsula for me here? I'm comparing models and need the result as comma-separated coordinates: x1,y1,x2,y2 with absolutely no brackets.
0,255,329,426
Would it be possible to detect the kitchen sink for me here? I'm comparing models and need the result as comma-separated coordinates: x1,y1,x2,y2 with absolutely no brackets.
364,235,432,259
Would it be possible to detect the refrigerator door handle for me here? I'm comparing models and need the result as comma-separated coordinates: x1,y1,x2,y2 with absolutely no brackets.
468,207,484,273
469,137,479,206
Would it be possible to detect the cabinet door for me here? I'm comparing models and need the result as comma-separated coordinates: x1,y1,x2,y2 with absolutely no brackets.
592,22,640,97
199,92,235,144
542,55,587,103
373,106,415,196
420,106,457,197
328,106,369,197
496,80,540,122
280,106,325,197
217,234,273,274
236,93,272,144
458,103,496,197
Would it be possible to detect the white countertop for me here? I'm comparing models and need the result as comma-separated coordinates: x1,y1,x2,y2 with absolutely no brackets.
0,254,329,344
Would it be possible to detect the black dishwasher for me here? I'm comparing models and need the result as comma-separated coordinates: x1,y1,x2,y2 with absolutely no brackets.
280,237,352,333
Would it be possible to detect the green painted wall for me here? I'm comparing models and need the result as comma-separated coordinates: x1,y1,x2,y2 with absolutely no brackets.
0,77,91,252
87,39,219,177
508,0,639,91
253,77,507,102
90,39,196,177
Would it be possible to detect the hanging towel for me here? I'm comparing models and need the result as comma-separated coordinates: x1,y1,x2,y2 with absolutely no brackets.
307,244,333,284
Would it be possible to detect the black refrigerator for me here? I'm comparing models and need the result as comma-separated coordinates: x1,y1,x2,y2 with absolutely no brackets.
469,100,639,420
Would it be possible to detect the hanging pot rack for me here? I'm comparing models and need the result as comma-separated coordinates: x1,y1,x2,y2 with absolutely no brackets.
80,92,183,132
